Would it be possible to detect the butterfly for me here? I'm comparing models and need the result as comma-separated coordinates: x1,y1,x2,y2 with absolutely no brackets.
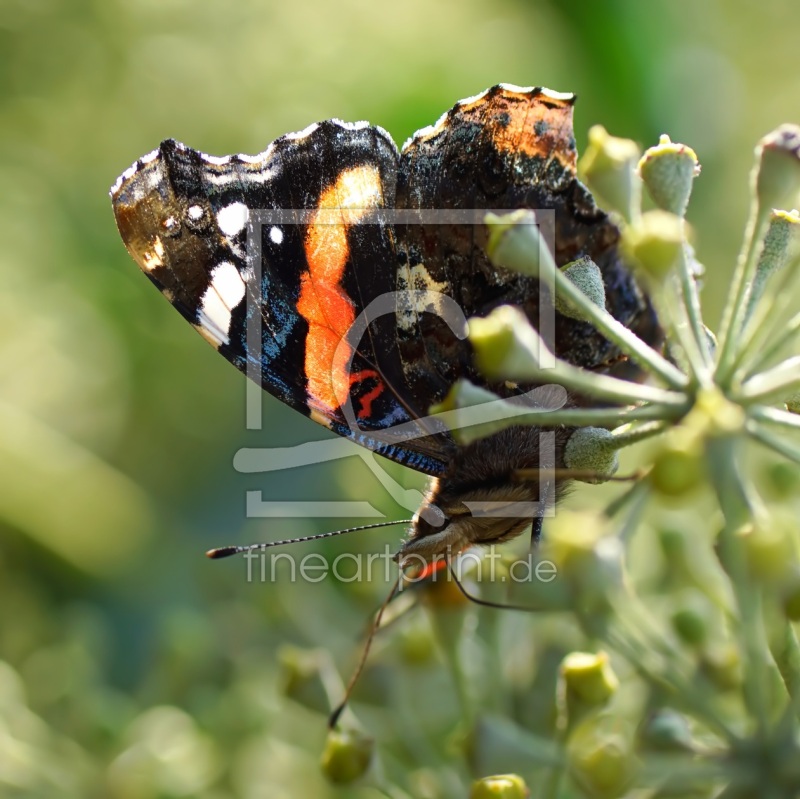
111,84,659,565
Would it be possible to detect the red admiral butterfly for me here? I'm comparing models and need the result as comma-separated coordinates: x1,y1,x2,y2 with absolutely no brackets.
111,84,658,563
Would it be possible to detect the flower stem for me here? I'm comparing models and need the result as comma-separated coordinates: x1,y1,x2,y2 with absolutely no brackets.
715,203,771,386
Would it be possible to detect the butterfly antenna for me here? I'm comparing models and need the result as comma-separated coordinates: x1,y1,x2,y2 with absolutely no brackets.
328,572,403,729
206,519,413,559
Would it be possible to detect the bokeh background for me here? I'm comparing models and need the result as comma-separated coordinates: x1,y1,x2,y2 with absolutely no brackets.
2,0,800,796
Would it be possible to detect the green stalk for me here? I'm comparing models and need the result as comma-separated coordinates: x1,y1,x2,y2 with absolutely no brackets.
735,355,800,405
749,405,800,431
715,204,771,386
739,311,800,380
676,238,714,370
747,420,800,466
706,435,770,734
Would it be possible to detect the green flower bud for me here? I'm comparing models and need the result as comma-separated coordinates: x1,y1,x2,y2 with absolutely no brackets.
562,651,619,705
621,210,685,281
564,427,619,483
469,305,551,380
640,709,696,753
470,774,530,799
765,461,800,499
650,431,704,497
670,589,714,647
754,125,800,211
786,391,800,414
556,257,607,321
638,135,700,217
320,729,374,784
747,209,800,320
740,521,796,583
579,125,641,221
485,209,542,277
700,643,742,691
567,714,637,799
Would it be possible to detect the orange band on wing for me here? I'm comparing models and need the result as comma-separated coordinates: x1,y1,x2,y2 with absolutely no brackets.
299,165,386,419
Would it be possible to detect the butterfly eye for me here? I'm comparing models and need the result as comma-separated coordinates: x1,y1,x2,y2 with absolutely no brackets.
416,504,447,528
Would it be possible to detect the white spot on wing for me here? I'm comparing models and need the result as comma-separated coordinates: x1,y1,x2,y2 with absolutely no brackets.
142,237,165,272
197,260,246,347
269,226,283,244
187,205,204,221
210,260,246,308
217,202,249,237
396,263,449,332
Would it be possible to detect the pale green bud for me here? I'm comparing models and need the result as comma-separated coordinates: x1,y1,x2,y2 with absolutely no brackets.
755,125,800,211
320,729,374,784
469,305,551,381
670,589,714,647
740,521,796,583
621,210,685,281
567,714,637,799
563,427,619,483
638,134,700,217
470,774,530,799
561,651,619,705
556,257,607,322
485,210,542,277
650,431,704,497
786,392,800,414
748,209,800,319
579,125,641,221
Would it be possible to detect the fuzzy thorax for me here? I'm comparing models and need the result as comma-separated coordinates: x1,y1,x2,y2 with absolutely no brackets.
396,425,571,564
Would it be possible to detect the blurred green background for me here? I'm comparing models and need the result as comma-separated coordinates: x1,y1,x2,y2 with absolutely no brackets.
2,0,800,796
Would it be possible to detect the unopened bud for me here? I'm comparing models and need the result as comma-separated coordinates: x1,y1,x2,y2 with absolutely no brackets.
485,210,543,277
556,257,607,322
786,391,800,414
621,210,685,281
567,714,637,799
562,651,619,705
650,432,704,497
564,427,619,483
320,729,374,784
469,305,551,381
638,135,700,217
470,774,530,799
670,589,714,647
579,125,641,221
755,125,800,211
740,521,796,583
